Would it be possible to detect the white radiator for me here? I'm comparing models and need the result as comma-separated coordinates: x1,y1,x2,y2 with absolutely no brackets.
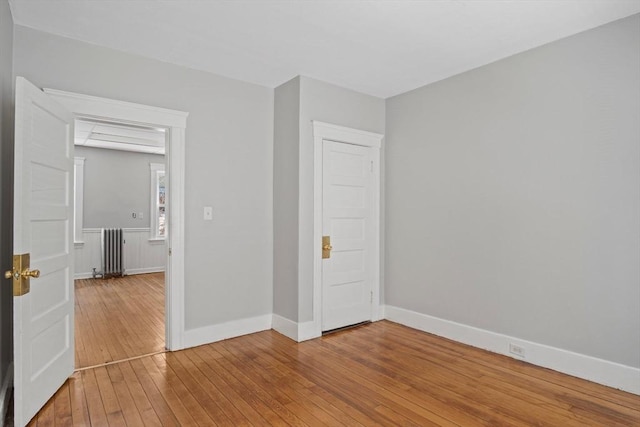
94,228,124,278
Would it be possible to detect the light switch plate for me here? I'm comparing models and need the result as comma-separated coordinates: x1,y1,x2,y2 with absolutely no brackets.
204,206,213,220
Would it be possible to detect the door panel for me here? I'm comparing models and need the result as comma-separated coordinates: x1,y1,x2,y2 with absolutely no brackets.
12,77,74,427
322,141,374,331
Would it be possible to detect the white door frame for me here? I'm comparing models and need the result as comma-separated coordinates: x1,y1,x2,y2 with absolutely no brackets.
311,121,384,337
43,88,188,351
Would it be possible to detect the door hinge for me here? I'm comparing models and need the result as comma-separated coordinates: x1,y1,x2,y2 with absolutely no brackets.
370,291,373,303
168,248,172,256
370,160,374,172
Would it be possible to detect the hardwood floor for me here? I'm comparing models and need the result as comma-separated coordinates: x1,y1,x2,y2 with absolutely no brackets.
29,320,639,426
75,273,165,369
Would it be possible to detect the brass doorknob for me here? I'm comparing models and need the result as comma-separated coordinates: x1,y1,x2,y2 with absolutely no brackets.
322,235,332,259
22,269,40,279
7,269,40,279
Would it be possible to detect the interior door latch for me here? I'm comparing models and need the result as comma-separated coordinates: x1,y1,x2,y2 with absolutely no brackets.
322,236,333,259
4,253,40,296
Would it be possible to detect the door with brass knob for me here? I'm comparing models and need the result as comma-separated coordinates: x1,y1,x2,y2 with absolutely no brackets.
321,139,378,332
5,253,40,297
11,77,75,427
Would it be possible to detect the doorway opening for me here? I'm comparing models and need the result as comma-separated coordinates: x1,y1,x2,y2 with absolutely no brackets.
73,118,167,368
44,87,189,353
11,80,188,426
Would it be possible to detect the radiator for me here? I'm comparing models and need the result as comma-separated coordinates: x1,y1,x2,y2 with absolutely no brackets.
94,228,124,278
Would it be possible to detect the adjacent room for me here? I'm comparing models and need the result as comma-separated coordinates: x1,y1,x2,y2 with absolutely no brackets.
0,1,638,426
73,119,167,368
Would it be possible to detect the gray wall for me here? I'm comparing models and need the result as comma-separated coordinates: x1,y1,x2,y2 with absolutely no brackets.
0,0,13,404
76,146,164,229
272,76,385,324
273,77,300,321
297,76,385,322
385,15,640,368
13,26,274,330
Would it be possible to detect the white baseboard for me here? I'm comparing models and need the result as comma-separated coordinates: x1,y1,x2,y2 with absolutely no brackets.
372,307,385,322
298,321,320,342
384,305,640,395
0,362,13,423
183,314,272,349
74,268,165,280
125,267,165,275
271,315,320,342
272,314,298,340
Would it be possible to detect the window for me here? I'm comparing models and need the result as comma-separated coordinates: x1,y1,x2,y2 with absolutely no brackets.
150,163,166,240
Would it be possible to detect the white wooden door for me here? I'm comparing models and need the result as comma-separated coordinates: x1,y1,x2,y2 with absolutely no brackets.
322,140,375,331
12,77,74,426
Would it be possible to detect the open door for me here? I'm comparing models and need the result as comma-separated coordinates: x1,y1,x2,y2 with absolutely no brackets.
7,77,74,426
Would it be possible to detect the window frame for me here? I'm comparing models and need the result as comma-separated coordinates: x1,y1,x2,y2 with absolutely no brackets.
73,156,85,246
149,162,166,241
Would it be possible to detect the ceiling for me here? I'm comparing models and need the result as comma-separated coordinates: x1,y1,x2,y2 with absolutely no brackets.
8,0,640,98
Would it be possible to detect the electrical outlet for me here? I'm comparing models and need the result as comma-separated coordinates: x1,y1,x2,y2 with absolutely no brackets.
509,343,526,358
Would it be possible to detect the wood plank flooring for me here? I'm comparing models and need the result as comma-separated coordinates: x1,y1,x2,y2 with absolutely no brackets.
29,320,639,426
75,273,165,369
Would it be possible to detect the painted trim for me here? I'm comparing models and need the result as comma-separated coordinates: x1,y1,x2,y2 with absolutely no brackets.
125,267,165,275
272,314,298,341
0,363,13,424
148,238,167,244
149,162,165,240
311,121,383,148
43,88,188,128
183,315,272,349
73,270,165,279
44,88,188,351
73,157,85,243
384,305,640,395
165,126,186,350
311,121,384,336
74,227,166,278
297,321,319,342
82,227,152,233
271,315,319,342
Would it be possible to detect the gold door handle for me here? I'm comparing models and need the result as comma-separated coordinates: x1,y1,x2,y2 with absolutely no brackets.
5,269,39,280
322,236,332,259
22,269,40,279
8,254,37,296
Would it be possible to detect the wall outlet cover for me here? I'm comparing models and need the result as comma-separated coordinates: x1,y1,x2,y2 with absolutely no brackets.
204,206,213,220
509,343,526,358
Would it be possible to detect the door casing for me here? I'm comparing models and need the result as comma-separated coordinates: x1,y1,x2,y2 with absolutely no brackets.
311,121,384,338
43,88,189,350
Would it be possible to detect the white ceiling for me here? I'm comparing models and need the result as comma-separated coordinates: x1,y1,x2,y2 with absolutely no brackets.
8,0,640,98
